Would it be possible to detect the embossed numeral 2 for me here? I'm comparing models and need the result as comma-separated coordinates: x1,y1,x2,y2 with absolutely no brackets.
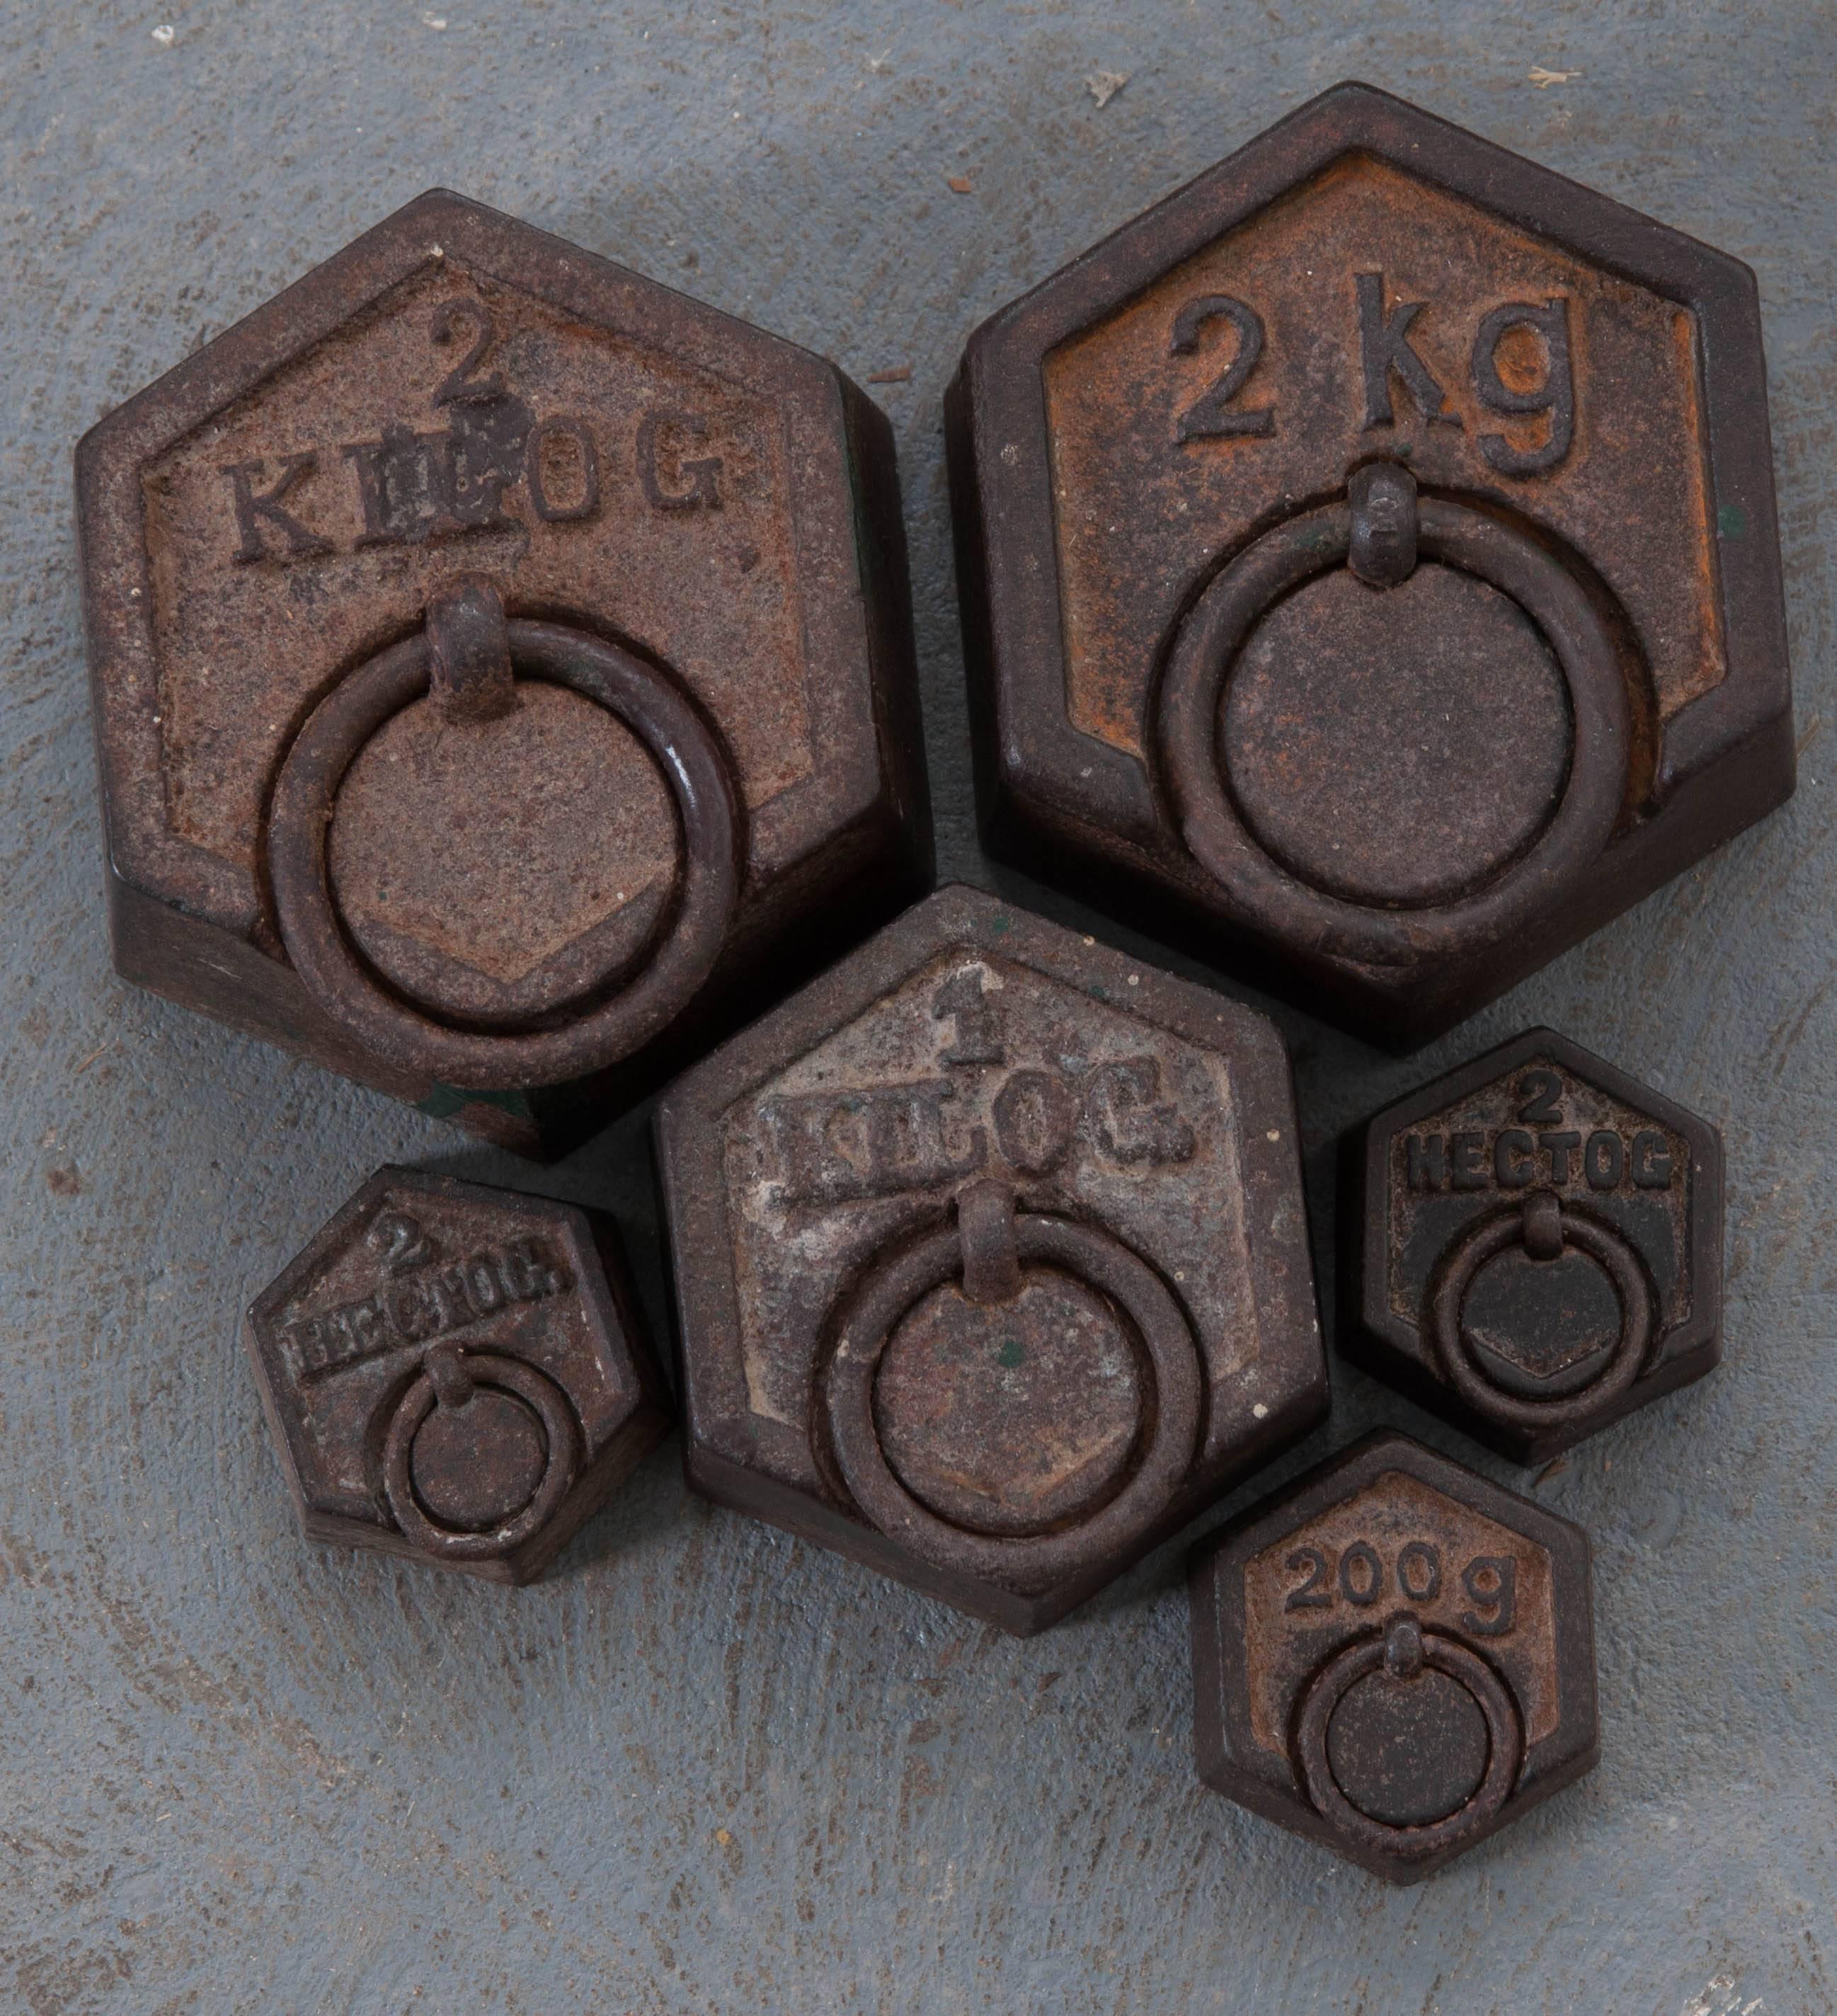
367,1209,433,1276
1171,295,1275,442
1283,1546,1332,1609
431,299,505,406
1516,1069,1564,1126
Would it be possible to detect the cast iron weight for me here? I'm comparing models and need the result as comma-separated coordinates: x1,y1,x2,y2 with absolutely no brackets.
947,79,1793,1047
1189,1431,1598,1882
77,187,929,1158
656,884,1329,1634
245,1168,670,1584
1340,1027,1723,1464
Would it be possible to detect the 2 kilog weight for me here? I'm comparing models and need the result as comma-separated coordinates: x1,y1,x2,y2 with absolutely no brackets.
948,81,1793,1045
78,190,929,1156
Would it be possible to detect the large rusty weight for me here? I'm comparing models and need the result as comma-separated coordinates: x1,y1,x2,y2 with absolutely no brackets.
77,188,930,1156
1188,1431,1599,1881
947,81,1795,1045
658,884,1330,1634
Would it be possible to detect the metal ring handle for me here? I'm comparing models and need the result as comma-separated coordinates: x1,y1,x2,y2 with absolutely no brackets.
1293,1620,1523,1864
269,619,741,1091
382,1351,580,1560
822,1213,1202,1588
1157,495,1629,969
1428,1198,1656,1432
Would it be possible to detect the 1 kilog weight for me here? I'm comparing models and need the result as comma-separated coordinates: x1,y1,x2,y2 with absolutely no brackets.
657,885,1329,1633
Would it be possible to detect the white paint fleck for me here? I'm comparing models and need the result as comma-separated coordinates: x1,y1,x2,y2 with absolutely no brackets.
151,23,175,44
1252,1403,1269,1419
1266,1130,1280,1142
1086,69,1129,109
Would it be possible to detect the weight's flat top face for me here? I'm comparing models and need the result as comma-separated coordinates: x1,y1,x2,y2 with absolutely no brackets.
1351,1026,1723,1457
1189,1431,1597,1882
1044,147,1722,771
658,884,1326,1616
244,1167,659,1569
955,81,1791,1039
77,188,886,955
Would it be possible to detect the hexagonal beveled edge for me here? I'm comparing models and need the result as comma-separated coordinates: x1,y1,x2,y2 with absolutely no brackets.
76,186,893,940
1186,1428,1599,1881
1346,1026,1724,1452
948,81,1792,1046
654,882,1329,1627
956,79,1787,842
244,1164,668,1580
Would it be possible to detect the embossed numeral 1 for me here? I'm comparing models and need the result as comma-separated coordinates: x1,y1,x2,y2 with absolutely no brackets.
932,968,1005,1067
1170,294,1276,442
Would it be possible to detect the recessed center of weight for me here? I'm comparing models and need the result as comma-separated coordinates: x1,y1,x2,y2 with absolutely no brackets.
872,1265,1146,1538
409,1387,550,1530
330,680,680,1027
1324,1666,1492,1828
1223,561,1572,907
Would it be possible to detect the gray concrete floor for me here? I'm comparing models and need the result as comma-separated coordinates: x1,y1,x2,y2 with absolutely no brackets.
2,4,1833,2012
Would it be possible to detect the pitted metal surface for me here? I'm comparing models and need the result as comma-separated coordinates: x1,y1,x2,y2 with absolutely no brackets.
1342,1026,1722,1462
79,188,930,1152
244,1167,671,1583
5,11,1833,2012
1191,1431,1597,1881
950,83,1795,1045
659,885,1327,1632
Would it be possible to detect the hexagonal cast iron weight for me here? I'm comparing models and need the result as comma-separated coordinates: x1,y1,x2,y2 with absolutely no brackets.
656,884,1329,1634
1341,1026,1723,1465
77,190,929,1158
245,1168,670,1584
947,81,1793,1048
1189,1431,1597,1882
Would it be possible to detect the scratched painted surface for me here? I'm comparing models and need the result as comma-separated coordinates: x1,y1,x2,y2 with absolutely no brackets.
1,4,1832,2012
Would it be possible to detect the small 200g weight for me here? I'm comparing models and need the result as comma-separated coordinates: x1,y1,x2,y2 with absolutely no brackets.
78,189,929,1157
948,81,1792,1046
1189,1431,1598,1881
657,885,1329,1633
245,1168,670,1584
